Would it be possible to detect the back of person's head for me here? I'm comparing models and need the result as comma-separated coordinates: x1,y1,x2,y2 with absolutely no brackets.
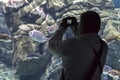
79,11,101,34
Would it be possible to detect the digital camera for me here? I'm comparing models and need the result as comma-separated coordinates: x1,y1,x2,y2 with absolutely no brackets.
65,17,78,30
67,19,72,25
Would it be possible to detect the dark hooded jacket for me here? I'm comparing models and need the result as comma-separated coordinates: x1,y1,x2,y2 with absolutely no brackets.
48,27,108,80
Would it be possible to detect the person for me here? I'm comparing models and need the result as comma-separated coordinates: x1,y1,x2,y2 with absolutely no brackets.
48,11,108,80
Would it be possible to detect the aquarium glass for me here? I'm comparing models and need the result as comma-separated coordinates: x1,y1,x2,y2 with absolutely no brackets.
0,0,120,80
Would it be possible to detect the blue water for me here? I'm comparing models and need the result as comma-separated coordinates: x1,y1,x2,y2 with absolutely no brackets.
112,0,120,8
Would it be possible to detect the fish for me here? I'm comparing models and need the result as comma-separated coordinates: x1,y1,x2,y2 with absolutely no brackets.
29,29,49,43
108,69,120,80
109,69,120,76
47,24,59,33
0,33,12,42
35,6,46,19
102,65,112,80
103,65,112,74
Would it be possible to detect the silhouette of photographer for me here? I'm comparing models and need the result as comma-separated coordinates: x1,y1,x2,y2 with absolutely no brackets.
48,11,108,80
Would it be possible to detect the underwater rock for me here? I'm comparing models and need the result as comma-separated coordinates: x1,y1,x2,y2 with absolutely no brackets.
27,24,41,29
99,10,110,18
12,31,39,67
35,6,46,19
0,62,19,80
39,20,54,36
105,38,120,74
16,51,52,80
15,58,41,75
90,7,100,13
104,0,114,8
0,2,6,13
32,6,46,24
15,58,42,80
103,20,120,42
40,56,62,80
47,24,59,33
18,24,31,31
19,24,42,30
5,12,21,33
18,0,44,17
13,27,51,79
48,0,65,9
62,10,84,20
45,14,55,26
2,0,29,8
0,13,11,35
72,0,86,4
88,0,107,6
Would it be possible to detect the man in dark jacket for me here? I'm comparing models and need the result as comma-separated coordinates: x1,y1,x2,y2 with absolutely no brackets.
48,11,108,80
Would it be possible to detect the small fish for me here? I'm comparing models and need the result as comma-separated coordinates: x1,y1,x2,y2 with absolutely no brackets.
108,69,120,80
47,24,59,33
102,65,112,80
29,29,49,43
0,33,12,42
35,6,46,18
109,69,120,76
103,65,112,74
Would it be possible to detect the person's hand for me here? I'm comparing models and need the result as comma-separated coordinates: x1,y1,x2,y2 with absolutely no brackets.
59,17,78,29
68,17,79,37
58,17,79,36
59,18,68,29
70,17,78,31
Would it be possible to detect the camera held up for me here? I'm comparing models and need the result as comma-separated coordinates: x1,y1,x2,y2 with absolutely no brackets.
59,17,80,37
60,17,78,30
